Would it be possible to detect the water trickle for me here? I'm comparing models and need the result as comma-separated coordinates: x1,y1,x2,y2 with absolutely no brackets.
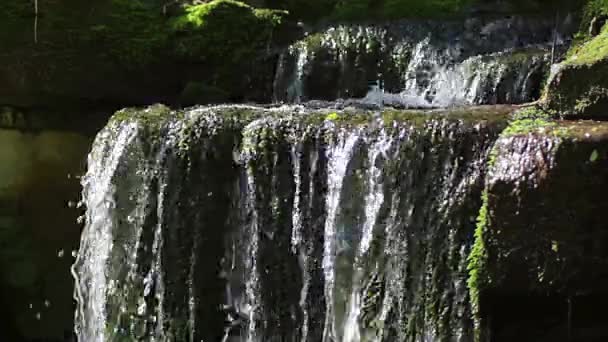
273,17,574,107
73,105,509,341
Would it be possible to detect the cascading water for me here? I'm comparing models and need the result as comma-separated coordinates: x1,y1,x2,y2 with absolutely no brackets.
273,17,575,107
73,104,511,341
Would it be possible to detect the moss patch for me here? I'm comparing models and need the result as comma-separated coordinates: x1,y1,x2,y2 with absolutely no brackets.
467,189,489,320
171,0,285,62
543,0,608,119
0,0,286,108
567,25,608,66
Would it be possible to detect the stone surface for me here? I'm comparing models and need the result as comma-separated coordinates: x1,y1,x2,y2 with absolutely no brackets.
474,119,608,341
544,24,608,119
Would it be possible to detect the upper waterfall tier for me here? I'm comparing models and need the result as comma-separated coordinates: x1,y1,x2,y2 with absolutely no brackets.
72,104,511,342
273,16,576,108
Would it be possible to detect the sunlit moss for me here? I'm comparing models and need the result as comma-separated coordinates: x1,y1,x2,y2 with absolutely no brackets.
567,25,608,66
110,104,173,125
502,107,570,137
467,190,489,318
171,0,285,62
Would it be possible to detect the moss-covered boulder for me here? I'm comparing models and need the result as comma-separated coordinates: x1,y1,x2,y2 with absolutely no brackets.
544,29,608,119
544,1,608,119
0,0,286,108
469,114,608,340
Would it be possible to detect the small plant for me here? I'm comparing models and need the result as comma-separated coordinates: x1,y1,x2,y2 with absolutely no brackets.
325,112,340,121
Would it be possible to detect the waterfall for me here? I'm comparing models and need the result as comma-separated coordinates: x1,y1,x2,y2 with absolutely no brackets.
73,105,509,341
273,17,574,107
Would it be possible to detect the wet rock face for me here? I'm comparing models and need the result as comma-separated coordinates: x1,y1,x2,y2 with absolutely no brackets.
478,121,608,341
0,127,90,340
544,15,608,120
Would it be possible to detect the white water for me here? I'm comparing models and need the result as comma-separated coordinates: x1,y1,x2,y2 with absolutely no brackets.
322,130,361,342
273,18,571,107
73,107,506,341
343,131,392,342
72,122,140,342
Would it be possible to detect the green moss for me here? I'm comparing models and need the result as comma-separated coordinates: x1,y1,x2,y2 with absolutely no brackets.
99,0,169,68
170,0,285,62
0,0,286,106
543,0,608,119
166,0,286,96
570,0,608,48
501,107,572,137
567,25,608,66
382,110,433,126
382,106,512,127
110,104,174,127
511,106,551,120
213,106,267,124
320,111,369,125
502,117,554,135
467,190,489,319
325,112,340,121
301,33,324,51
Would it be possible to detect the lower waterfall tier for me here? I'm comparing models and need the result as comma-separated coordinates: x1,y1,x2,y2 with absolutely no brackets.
72,105,510,342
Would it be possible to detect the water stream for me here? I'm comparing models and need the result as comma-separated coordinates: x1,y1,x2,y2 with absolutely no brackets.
273,17,574,107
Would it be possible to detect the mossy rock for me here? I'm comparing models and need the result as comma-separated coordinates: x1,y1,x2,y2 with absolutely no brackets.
469,118,608,340
544,13,608,119
0,0,286,108
171,0,285,61
472,118,608,296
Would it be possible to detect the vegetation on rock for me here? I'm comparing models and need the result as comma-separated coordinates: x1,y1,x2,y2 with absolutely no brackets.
0,0,286,107
467,106,608,339
541,0,608,119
